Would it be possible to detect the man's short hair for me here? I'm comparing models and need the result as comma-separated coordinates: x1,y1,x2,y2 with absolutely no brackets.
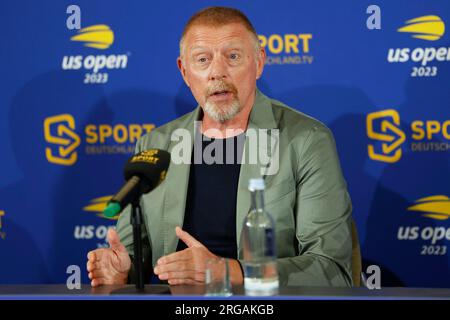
179,6,260,56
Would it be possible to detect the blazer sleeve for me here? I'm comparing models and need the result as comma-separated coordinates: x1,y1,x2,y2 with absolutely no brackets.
276,124,353,287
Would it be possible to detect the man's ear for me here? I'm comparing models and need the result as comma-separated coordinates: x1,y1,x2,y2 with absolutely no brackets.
256,47,266,80
177,57,190,87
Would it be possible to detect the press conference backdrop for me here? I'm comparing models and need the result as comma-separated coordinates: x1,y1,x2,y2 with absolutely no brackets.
0,0,449,287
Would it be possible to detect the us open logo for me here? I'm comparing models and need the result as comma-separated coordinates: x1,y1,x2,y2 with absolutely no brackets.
387,15,449,77
61,24,130,84
398,195,450,257
73,196,117,248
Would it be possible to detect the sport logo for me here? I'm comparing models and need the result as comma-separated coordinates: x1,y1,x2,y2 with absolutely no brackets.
70,25,114,49
408,195,450,220
44,114,81,166
366,110,406,163
398,15,445,41
44,113,155,165
258,33,313,65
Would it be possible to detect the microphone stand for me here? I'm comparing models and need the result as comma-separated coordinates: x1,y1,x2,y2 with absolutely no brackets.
110,197,170,295
131,199,144,290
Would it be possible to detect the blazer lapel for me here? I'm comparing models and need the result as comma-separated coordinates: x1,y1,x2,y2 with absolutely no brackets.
163,108,201,255
236,89,279,257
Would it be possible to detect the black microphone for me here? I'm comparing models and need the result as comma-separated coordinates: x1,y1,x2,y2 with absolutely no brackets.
103,149,170,218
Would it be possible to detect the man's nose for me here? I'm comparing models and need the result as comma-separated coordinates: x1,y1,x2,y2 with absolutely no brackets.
209,57,227,81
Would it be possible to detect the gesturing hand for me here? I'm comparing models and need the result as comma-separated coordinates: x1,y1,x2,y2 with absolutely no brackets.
86,228,131,287
154,227,244,285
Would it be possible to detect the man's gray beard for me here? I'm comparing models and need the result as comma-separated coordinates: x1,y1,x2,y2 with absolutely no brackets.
203,99,242,122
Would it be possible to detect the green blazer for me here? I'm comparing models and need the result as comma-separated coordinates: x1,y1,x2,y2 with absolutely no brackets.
116,89,353,287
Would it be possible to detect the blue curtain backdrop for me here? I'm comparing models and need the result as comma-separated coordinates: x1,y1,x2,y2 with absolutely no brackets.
0,0,449,287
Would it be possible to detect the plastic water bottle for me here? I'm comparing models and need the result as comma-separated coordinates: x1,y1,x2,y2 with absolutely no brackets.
242,178,279,296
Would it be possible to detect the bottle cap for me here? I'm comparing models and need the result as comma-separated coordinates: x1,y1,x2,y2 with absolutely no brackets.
248,178,265,191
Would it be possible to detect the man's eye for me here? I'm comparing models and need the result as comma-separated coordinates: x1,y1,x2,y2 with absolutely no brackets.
230,53,239,60
198,57,207,63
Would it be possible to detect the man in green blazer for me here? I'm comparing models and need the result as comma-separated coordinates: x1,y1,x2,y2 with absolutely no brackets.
87,7,353,288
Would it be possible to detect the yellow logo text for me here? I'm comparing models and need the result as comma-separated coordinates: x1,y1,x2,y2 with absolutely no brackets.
85,124,155,144
411,120,450,140
258,34,312,54
258,33,313,65
131,149,160,164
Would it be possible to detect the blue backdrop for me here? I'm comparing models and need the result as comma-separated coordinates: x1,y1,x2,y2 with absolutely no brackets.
0,0,449,287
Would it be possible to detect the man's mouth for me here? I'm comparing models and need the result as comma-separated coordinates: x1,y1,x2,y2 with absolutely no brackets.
211,90,231,97
206,82,238,102
208,90,235,102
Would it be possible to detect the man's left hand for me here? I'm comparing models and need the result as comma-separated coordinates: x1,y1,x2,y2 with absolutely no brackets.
153,226,243,285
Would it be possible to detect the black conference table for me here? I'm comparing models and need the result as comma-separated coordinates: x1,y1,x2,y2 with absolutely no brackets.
0,284,449,300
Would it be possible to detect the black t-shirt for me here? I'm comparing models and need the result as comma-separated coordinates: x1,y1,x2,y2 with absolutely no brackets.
176,132,246,259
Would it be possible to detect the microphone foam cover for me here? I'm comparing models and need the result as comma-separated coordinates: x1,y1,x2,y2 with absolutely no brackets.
124,149,170,193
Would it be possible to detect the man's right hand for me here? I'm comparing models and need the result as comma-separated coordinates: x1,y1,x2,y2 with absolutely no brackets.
87,228,131,287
